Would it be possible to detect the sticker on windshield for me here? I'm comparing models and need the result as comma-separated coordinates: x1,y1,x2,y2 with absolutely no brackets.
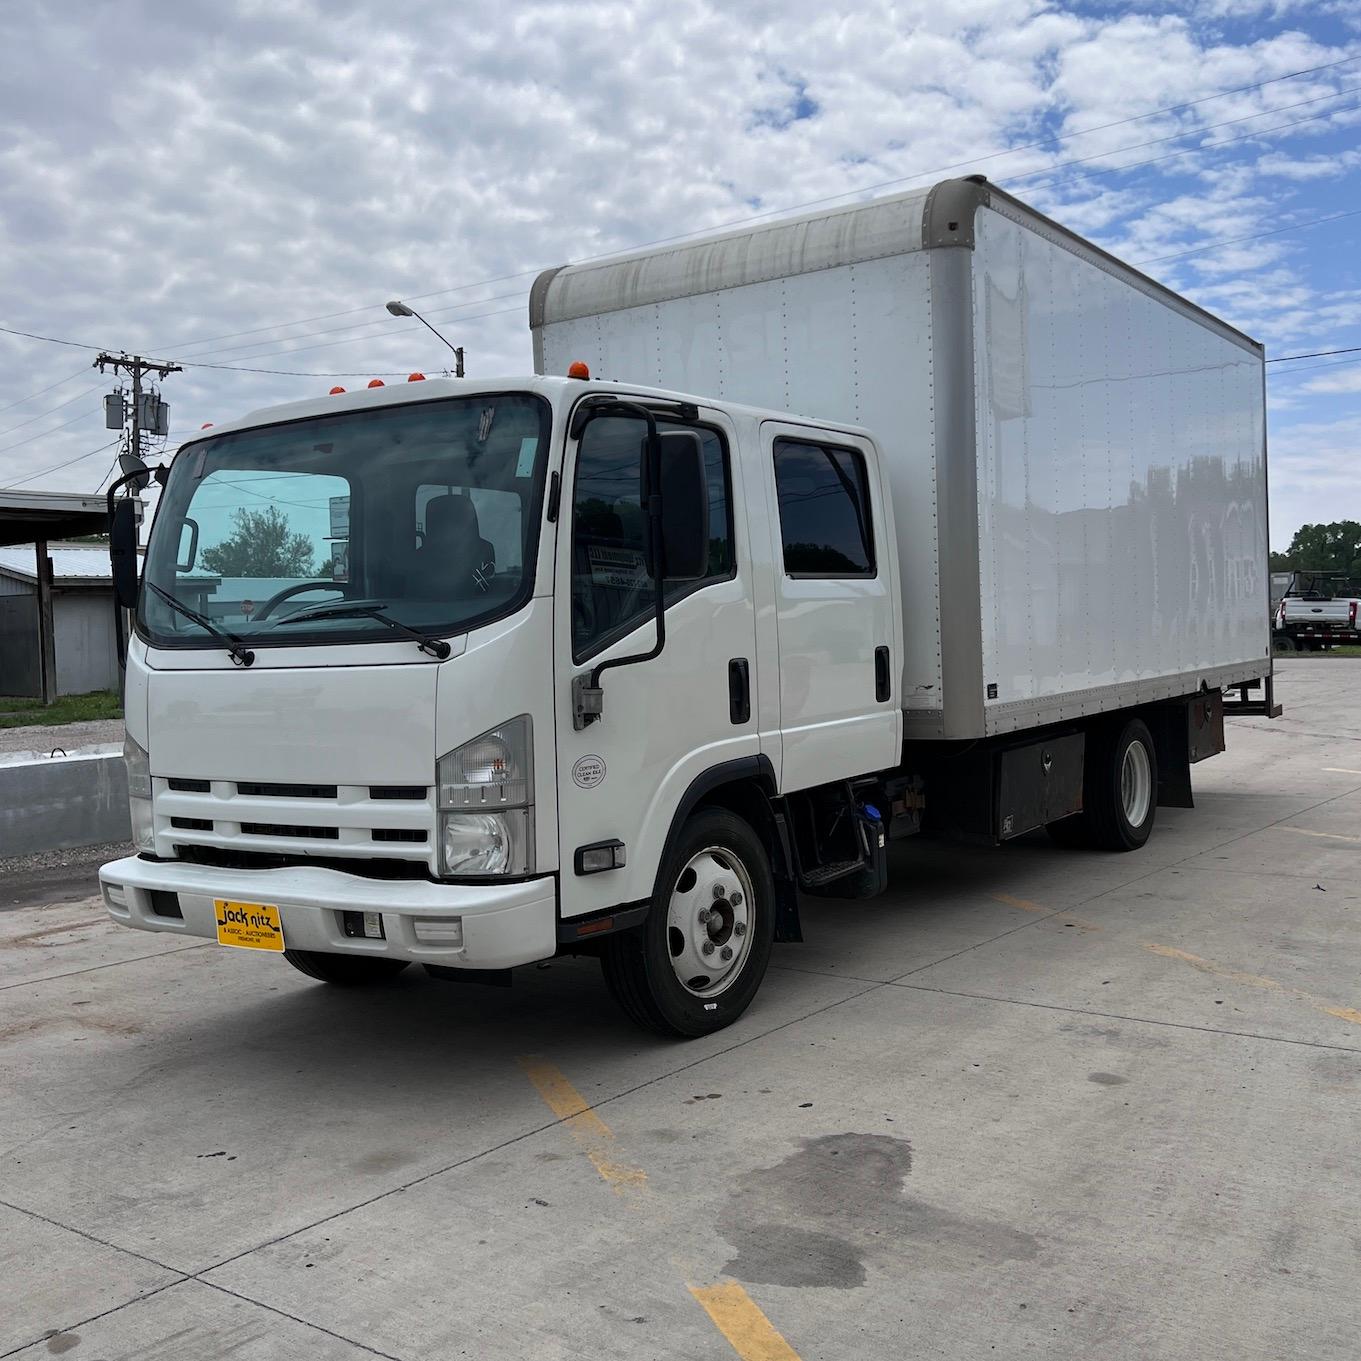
572,755,606,790
515,437,538,478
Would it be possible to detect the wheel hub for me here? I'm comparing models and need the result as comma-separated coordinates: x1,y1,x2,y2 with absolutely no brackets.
665,847,755,998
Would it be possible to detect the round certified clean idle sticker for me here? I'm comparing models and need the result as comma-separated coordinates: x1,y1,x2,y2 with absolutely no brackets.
572,755,606,789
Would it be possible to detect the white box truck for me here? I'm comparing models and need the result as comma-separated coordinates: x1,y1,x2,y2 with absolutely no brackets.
100,176,1273,1036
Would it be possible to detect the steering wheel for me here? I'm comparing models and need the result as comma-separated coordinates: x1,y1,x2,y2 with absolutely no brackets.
253,580,347,622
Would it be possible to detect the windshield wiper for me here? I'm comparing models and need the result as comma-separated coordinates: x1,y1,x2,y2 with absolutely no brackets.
276,600,452,659
145,581,256,667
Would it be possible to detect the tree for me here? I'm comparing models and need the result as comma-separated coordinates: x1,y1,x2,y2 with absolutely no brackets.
200,506,315,578
1271,521,1361,580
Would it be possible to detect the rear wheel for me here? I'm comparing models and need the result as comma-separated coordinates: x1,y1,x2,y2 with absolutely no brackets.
601,807,775,1037
283,950,410,985
1086,718,1157,851
1273,633,1298,654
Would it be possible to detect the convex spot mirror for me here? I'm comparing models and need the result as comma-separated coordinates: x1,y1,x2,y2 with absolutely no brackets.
645,429,708,581
110,498,140,610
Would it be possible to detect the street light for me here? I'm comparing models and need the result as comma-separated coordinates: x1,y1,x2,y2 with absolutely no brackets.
385,300,465,377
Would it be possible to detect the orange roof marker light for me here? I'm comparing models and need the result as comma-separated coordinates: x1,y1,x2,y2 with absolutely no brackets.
367,378,385,388
200,422,214,429
329,385,346,395
408,372,426,382
567,361,590,379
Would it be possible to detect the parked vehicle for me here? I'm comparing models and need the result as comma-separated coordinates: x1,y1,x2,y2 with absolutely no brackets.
1273,571,1361,651
100,176,1272,1036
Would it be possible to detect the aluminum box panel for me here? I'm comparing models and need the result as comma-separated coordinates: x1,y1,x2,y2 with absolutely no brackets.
970,208,1269,732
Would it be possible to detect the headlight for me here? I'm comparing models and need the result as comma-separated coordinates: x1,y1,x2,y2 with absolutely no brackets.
437,717,533,875
439,809,534,875
124,736,154,852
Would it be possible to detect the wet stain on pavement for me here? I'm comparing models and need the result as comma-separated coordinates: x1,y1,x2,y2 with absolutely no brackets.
1087,1072,1129,1086
44,1333,80,1354
718,1132,1039,1289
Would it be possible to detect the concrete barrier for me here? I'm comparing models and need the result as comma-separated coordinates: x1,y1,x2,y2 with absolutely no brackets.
0,748,129,857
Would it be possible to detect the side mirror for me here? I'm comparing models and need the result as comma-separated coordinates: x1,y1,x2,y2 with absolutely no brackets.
110,497,140,609
176,518,199,572
651,430,709,580
118,452,151,494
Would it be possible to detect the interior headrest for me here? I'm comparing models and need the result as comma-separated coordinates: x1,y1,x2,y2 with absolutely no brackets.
424,494,480,542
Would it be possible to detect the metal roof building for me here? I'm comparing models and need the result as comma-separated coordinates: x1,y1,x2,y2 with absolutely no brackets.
0,491,121,703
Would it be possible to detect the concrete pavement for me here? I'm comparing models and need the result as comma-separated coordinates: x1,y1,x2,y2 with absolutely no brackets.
3,659,1359,1359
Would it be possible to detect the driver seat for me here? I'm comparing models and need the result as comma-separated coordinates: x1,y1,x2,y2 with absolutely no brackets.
421,494,495,594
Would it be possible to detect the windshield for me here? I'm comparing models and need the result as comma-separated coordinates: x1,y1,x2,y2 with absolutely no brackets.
141,393,550,649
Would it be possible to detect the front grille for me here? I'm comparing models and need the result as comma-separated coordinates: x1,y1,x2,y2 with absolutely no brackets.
168,778,211,793
372,828,427,843
174,844,430,880
171,816,214,832
237,781,338,799
240,822,340,840
370,785,427,801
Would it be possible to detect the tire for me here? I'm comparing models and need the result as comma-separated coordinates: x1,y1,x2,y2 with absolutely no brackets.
1273,633,1298,654
283,950,411,986
1085,718,1158,852
600,807,776,1038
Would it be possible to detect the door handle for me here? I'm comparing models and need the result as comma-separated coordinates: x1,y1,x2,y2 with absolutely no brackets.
728,658,751,725
875,646,891,702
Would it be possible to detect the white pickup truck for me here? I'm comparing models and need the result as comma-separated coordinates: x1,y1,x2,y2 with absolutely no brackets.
1274,572,1361,651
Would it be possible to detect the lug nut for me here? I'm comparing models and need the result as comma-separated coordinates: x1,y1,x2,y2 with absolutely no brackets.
712,884,725,899
701,941,715,956
734,921,747,937
720,946,733,962
729,891,743,907
698,908,712,924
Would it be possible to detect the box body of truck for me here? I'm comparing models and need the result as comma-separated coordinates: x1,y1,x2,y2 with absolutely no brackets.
531,176,1271,740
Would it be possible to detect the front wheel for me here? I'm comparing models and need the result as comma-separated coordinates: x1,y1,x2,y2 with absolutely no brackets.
601,807,775,1037
283,950,410,985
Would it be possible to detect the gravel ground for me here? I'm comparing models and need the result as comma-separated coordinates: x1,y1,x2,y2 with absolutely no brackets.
0,839,129,912
0,717,125,756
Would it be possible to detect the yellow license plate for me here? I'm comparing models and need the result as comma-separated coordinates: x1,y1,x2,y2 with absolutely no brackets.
214,899,285,951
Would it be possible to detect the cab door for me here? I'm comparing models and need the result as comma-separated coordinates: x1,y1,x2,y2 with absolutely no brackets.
554,401,759,922
760,422,902,792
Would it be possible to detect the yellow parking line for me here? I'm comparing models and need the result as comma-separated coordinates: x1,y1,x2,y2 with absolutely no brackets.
1145,943,1361,1028
991,893,1100,931
690,1282,803,1361
517,1057,647,1191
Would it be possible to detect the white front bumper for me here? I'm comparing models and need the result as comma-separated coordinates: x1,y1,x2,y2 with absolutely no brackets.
98,855,557,970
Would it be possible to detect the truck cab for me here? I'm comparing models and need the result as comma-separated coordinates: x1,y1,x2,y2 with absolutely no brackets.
100,373,900,1035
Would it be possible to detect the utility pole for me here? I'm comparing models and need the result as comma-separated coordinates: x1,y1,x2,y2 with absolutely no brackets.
94,353,182,465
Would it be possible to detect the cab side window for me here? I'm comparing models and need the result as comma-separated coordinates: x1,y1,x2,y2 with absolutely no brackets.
571,416,733,661
772,438,875,576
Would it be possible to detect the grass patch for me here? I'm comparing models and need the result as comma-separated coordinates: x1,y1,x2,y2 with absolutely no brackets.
0,691,124,728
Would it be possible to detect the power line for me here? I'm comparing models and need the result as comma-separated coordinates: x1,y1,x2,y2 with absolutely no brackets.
1000,82,1361,191
1268,345,1361,363
1137,209,1361,266
0,405,106,455
0,366,91,415
125,51,1361,362
0,382,107,440
1004,99,1360,197
0,438,120,490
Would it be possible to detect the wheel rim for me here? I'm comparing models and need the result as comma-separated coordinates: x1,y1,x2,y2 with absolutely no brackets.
1120,740,1153,828
665,845,755,998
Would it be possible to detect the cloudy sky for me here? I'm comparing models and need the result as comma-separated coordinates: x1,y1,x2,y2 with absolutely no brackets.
1,0,1359,546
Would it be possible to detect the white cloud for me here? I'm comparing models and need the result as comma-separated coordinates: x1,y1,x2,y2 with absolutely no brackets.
0,0,1356,544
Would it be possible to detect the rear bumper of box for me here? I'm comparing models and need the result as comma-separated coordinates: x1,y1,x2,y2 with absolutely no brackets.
98,855,557,970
